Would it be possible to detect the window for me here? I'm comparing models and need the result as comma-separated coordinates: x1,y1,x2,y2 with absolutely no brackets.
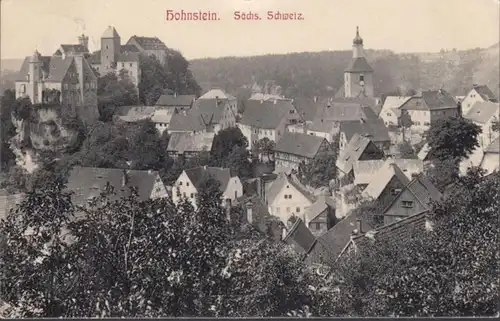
296,207,300,212
183,192,186,197
179,181,183,186
20,84,25,93
284,195,288,199
276,207,280,213
424,122,430,125
391,188,402,195
359,74,364,82
402,201,414,208
27,74,30,83
186,182,190,186
130,63,133,67
122,63,125,67
106,45,109,49
190,193,194,198
286,207,290,213
288,194,292,199
289,109,295,114
387,112,391,116
315,222,322,230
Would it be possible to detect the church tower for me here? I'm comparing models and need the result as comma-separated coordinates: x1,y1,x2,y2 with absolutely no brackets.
100,26,121,72
344,26,374,98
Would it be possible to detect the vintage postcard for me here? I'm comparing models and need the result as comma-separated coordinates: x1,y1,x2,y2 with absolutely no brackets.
0,0,499,318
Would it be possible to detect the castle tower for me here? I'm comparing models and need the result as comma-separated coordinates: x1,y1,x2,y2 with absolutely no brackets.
344,26,374,98
100,26,121,71
78,33,89,50
27,50,43,104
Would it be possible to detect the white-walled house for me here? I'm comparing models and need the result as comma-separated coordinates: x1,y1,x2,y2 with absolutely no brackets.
379,96,412,126
264,172,317,225
172,166,243,209
463,101,499,150
460,84,498,116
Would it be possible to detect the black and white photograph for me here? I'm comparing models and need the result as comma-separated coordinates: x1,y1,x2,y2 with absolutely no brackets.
0,0,499,318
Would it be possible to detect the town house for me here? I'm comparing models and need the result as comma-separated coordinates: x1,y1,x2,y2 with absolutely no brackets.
264,172,316,225
398,89,459,133
198,89,238,116
382,173,442,225
274,132,334,173
379,96,412,127
166,132,215,160
302,195,336,236
189,98,237,133
126,35,169,63
463,101,499,149
155,93,196,111
460,84,498,116
479,137,500,175
238,100,288,151
66,166,168,210
338,118,390,154
172,166,243,209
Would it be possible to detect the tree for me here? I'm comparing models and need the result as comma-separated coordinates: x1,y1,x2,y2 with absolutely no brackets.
97,72,138,122
127,120,166,170
330,170,500,317
0,169,322,317
0,89,17,170
424,157,460,192
255,138,275,163
426,117,481,162
397,109,413,142
397,141,417,159
210,127,248,165
225,147,253,180
298,154,337,188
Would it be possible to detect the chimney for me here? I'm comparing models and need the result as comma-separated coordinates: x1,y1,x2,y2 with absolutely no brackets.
122,170,129,187
246,201,253,225
356,219,362,234
314,96,318,102
173,92,177,98
78,34,89,50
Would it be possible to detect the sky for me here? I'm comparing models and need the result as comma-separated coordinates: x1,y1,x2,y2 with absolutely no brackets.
1,0,499,60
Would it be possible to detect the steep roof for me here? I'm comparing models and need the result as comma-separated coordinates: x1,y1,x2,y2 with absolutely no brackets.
168,113,207,132
353,158,424,186
102,26,120,38
66,166,160,208
303,195,335,223
283,218,316,254
402,90,457,111
340,119,390,143
464,101,499,124
190,99,227,124
292,98,320,122
304,212,358,266
485,137,500,153
128,36,168,50
345,210,430,259
345,56,373,73
362,162,410,201
336,133,378,174
313,98,379,123
265,173,316,205
199,89,235,100
239,100,287,129
383,174,442,214
16,55,74,82
155,94,195,107
472,85,498,102
184,166,235,192
167,132,214,154
60,44,89,54
120,45,140,53
274,132,327,158
308,118,337,134
381,96,412,111
150,108,176,124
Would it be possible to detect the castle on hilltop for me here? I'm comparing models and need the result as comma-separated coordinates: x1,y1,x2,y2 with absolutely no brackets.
14,26,170,125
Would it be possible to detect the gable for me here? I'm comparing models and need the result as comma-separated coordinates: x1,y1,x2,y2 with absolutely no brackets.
359,141,384,160
269,179,313,208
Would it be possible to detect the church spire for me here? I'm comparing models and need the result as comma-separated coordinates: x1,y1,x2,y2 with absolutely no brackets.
353,26,363,45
